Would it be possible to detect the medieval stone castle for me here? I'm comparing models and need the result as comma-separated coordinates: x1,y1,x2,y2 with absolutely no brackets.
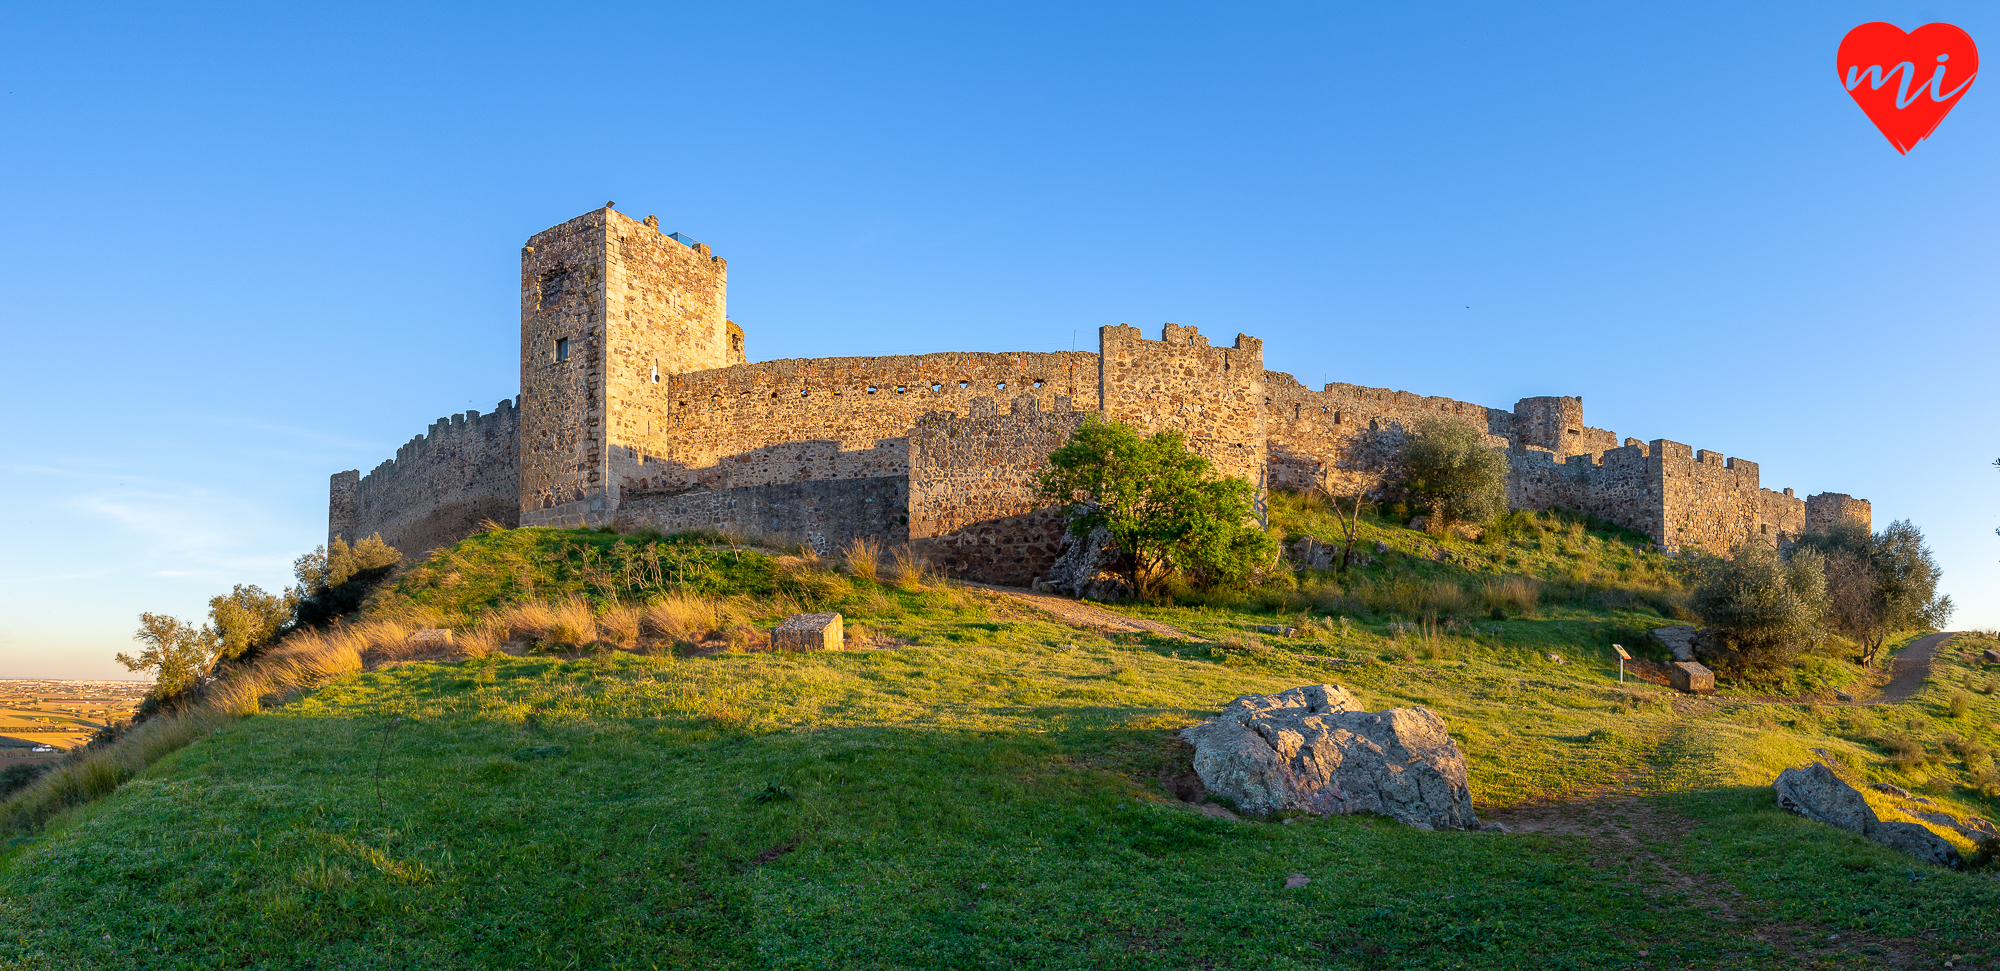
328,205,1871,586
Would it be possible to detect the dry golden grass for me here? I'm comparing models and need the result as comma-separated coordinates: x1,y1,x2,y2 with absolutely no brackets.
597,605,643,648
643,593,724,641
547,598,597,645
1480,575,1540,615
498,601,561,639
888,544,932,592
456,625,504,658
841,536,882,581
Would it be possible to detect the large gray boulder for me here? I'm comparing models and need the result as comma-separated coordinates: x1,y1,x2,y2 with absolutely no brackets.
1772,762,1963,868
1774,762,1874,835
1869,820,1964,869
1179,684,1479,831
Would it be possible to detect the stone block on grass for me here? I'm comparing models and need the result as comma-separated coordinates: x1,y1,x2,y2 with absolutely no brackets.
773,613,843,652
1669,661,1714,694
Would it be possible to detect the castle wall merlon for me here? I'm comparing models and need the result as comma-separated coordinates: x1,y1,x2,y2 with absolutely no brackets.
1100,323,1265,485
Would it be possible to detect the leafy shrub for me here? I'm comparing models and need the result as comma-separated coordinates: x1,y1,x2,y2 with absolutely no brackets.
1397,419,1508,531
0,762,51,800
292,534,403,630
1691,544,1829,678
1038,416,1275,598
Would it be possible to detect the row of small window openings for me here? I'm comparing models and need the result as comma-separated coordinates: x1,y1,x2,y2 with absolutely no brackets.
672,378,1048,406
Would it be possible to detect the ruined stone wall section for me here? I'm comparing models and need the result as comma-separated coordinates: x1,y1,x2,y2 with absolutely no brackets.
328,471,358,549
1806,493,1873,535
1100,324,1264,485
1262,370,1512,493
519,211,608,526
613,477,907,555
332,400,520,557
907,396,1086,586
1507,442,1664,541
606,350,1099,495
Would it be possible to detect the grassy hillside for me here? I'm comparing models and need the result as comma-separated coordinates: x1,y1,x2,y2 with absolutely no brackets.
1,512,1996,969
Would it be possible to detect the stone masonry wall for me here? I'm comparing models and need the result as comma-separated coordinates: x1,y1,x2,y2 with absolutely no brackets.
1262,370,1513,494
612,476,907,555
1656,443,1805,551
519,210,609,527
907,395,1087,587
606,350,1099,498
1507,442,1664,541
331,399,520,557
330,207,1880,578
1806,492,1873,535
1100,324,1264,486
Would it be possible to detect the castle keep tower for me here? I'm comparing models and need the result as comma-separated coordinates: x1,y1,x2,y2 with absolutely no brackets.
518,207,729,526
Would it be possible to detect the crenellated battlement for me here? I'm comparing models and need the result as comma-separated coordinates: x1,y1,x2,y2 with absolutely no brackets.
329,207,1872,572
331,399,521,554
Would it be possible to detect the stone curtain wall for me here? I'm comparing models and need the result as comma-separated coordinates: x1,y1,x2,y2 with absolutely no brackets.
613,477,907,554
1507,443,1666,542
519,210,610,527
907,396,1087,586
1100,324,1265,486
1258,367,1824,553
329,400,521,556
606,350,1099,497
1656,444,1807,551
1262,370,1514,494
324,206,1883,577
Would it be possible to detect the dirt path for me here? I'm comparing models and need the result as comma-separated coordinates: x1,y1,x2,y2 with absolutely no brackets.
1624,633,1958,708
1862,631,1955,705
1484,721,1926,967
958,582,1190,640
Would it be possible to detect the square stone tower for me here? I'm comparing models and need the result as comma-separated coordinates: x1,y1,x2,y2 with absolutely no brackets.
518,207,729,526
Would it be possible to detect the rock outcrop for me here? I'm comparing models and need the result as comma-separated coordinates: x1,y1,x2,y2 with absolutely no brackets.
1041,523,1131,601
1650,625,1699,662
1773,762,1963,868
1179,684,1479,831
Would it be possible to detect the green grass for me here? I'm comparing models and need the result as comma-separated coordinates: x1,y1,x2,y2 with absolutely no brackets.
1,520,1996,969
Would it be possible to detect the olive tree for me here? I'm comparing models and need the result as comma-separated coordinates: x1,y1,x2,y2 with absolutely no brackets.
116,613,221,707
291,533,403,629
208,584,296,663
1397,418,1509,531
1037,416,1275,599
1691,542,1829,676
1802,518,1952,665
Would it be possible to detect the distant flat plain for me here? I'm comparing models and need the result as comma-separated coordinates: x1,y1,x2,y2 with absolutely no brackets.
0,680,146,762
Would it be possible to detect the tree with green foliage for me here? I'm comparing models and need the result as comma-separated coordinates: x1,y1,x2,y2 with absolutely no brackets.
116,613,221,706
208,584,296,663
1800,518,1952,666
1037,416,1275,599
1691,542,1829,677
1397,418,1509,532
291,534,402,629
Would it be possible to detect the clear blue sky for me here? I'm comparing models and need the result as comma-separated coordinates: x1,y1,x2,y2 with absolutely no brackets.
2,2,1993,679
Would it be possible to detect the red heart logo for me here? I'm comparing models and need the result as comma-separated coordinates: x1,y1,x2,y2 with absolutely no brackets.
1837,22,1979,154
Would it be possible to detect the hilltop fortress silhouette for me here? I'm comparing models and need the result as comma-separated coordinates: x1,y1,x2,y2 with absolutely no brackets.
329,205,1869,586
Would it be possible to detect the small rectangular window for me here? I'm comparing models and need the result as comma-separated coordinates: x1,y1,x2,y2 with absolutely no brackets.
554,338,569,362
